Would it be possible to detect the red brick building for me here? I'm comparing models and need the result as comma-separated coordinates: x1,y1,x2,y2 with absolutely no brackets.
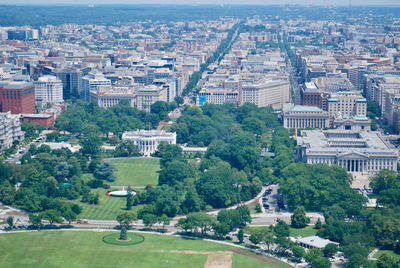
0,82,35,114
20,113,54,129
300,82,323,109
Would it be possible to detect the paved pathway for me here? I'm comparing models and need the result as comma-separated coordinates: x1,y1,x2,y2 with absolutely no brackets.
368,248,378,260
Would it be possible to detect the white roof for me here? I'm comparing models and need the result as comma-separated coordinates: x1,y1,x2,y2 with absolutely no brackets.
297,236,338,249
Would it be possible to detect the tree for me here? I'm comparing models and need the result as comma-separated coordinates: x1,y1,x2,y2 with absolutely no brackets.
62,207,77,224
377,253,397,268
367,101,381,117
305,248,323,263
242,117,266,136
346,254,368,268
315,218,322,230
29,214,42,226
116,212,137,240
116,212,137,226
323,243,338,257
249,230,265,245
291,206,310,228
41,209,63,225
181,187,201,214
94,162,117,182
312,257,331,268
126,185,133,210
264,232,274,251
142,213,158,229
370,170,398,194
176,217,194,233
158,160,192,186
292,245,306,260
214,222,230,237
6,216,13,228
80,135,102,157
255,203,262,213
159,214,170,230
174,96,184,106
274,221,290,238
238,229,244,243
150,101,169,120
236,205,252,226
186,212,216,234
275,237,291,253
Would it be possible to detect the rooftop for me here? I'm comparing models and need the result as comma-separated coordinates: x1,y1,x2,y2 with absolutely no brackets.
289,105,323,112
298,129,397,156
297,236,339,249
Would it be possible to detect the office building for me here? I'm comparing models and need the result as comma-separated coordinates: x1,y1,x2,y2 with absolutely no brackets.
197,87,240,106
300,82,323,108
241,78,290,107
135,85,167,111
0,111,24,152
0,82,35,114
327,91,367,117
34,76,63,107
80,72,111,103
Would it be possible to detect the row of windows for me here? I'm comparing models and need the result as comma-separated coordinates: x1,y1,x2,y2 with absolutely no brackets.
2,90,21,99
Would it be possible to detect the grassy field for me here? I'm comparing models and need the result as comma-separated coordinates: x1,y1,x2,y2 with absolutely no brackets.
106,158,160,186
374,250,400,260
70,188,143,220
289,225,317,238
0,231,291,268
243,226,269,236
244,225,317,238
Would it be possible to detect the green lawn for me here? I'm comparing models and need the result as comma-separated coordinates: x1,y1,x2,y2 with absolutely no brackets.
70,188,143,220
244,226,270,236
106,158,160,186
374,250,400,260
289,225,318,238
0,231,291,268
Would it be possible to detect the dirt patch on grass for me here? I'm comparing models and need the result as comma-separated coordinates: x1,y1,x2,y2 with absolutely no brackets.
204,251,232,268
158,250,233,268
229,249,283,268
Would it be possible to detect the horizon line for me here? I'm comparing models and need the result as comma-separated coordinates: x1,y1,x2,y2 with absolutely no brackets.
0,3,400,7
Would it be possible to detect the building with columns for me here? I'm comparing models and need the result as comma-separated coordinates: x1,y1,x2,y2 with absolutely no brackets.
283,105,330,129
121,129,176,157
296,129,398,174
332,116,371,131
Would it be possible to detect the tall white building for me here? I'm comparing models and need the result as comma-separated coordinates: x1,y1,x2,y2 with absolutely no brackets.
122,129,176,157
34,76,63,107
80,72,111,103
240,78,290,107
0,112,24,152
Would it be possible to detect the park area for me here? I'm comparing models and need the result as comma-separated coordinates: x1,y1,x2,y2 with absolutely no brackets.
0,231,292,268
70,188,143,220
106,158,160,186
374,250,400,261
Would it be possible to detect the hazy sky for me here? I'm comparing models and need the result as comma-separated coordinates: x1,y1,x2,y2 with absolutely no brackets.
0,0,399,6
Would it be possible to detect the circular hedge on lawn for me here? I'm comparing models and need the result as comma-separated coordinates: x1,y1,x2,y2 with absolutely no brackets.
102,233,144,246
